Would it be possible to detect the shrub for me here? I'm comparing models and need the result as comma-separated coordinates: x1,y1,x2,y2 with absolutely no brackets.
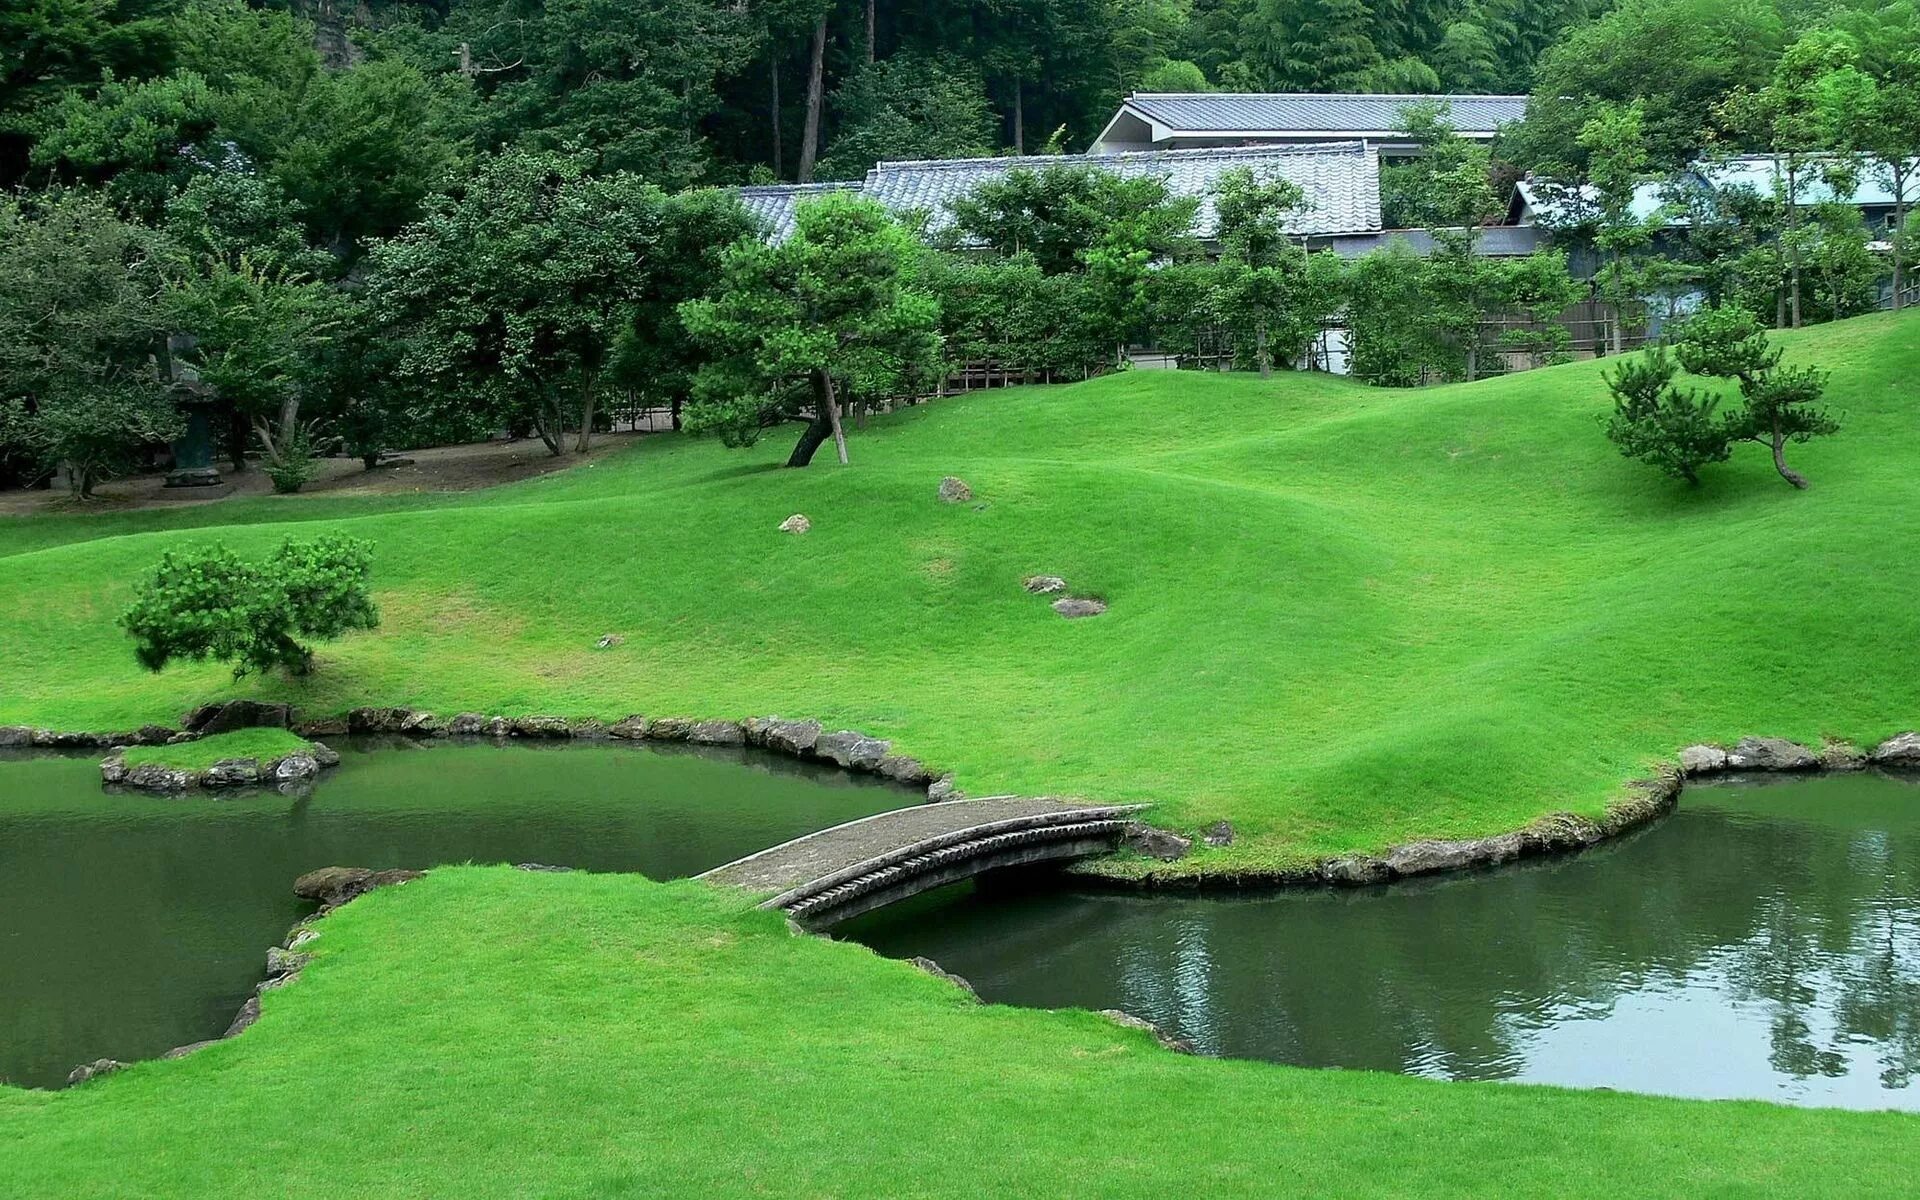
121,535,378,677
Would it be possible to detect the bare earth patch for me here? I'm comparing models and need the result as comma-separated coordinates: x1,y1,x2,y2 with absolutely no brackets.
0,432,651,516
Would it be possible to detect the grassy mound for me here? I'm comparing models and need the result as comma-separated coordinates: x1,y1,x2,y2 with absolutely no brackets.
119,728,316,773
2,311,1916,871
2,867,1912,1197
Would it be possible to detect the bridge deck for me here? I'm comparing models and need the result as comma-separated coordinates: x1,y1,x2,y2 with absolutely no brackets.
700,796,1141,899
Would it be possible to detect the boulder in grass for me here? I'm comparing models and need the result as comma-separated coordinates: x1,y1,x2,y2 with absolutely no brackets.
1123,823,1192,861
1870,732,1920,766
1022,575,1067,595
1678,745,1727,775
937,476,973,504
1051,597,1107,619
67,1059,126,1086
293,866,425,908
1726,736,1817,771
778,514,811,534
1202,820,1235,847
815,730,891,771
762,719,822,756
203,758,263,788
689,720,746,746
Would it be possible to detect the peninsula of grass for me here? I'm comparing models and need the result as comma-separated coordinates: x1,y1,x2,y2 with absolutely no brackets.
2,867,1914,1197
2,311,1917,874
118,728,317,773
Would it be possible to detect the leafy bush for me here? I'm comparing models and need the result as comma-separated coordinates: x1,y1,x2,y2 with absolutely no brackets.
121,535,379,677
262,434,318,493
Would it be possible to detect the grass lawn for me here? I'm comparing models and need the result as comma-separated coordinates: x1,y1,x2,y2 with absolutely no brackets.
119,727,316,772
2,866,1915,1198
3,310,1915,872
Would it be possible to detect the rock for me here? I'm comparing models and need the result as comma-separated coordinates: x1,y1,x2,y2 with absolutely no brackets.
1386,833,1524,878
926,775,963,803
514,863,574,873
761,719,822,756
446,712,491,736
224,995,261,1038
1123,823,1192,862
608,715,650,740
1819,741,1868,771
1051,597,1108,619
100,756,129,785
292,866,425,908
346,707,411,734
1321,854,1391,886
292,715,348,737
1870,731,1920,766
134,724,175,745
309,742,341,768
1524,811,1603,852
183,700,291,735
287,926,321,951
1022,575,1067,595
644,717,694,741
67,1059,127,1085
1599,773,1682,835
907,956,979,1001
1202,820,1235,847
508,715,572,739
125,763,195,792
203,758,263,788
265,946,311,978
1678,744,1728,775
1098,1010,1195,1054
35,730,100,747
0,725,32,747
595,634,625,649
567,718,609,740
815,730,891,771
161,1041,217,1061
778,514,811,534
877,755,934,787
937,476,973,503
398,710,440,735
1726,736,1817,771
270,754,319,783
166,731,199,745
689,720,745,746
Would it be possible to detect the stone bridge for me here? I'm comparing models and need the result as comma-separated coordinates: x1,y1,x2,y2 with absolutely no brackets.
700,796,1146,928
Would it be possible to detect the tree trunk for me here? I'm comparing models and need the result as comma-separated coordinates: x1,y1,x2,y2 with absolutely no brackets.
227,410,249,472
1786,159,1803,329
530,396,564,456
865,0,875,64
671,396,683,432
822,371,849,464
575,375,597,454
1894,166,1908,313
797,15,827,183
1256,319,1271,379
1012,84,1024,155
1464,341,1478,383
786,411,833,467
770,58,782,178
1769,427,1808,490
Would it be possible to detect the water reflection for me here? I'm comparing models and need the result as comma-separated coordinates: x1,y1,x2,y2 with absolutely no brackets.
0,737,913,1090
848,772,1920,1109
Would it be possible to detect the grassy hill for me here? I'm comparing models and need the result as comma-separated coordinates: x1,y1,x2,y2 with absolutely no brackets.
3,310,1917,872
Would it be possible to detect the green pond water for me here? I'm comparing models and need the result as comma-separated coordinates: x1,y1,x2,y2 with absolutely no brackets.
0,737,911,1090
849,772,1920,1110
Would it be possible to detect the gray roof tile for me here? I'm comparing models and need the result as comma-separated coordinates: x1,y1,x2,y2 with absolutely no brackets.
735,182,858,242
1123,92,1529,135
860,142,1381,239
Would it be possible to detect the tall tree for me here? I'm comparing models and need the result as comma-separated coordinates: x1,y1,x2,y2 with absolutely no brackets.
369,151,671,457
1211,166,1311,378
680,192,941,467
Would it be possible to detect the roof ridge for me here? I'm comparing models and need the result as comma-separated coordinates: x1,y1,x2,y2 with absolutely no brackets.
869,140,1372,174
1127,91,1529,101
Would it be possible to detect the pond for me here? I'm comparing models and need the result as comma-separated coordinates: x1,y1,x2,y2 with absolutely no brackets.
848,772,1920,1110
0,737,912,1090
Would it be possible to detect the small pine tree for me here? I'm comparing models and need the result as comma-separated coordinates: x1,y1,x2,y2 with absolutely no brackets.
1603,350,1733,485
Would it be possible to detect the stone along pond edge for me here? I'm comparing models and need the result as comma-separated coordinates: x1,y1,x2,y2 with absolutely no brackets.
6,698,1919,888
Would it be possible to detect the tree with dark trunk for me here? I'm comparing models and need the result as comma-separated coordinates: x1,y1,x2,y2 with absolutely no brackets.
680,192,941,468
797,14,828,182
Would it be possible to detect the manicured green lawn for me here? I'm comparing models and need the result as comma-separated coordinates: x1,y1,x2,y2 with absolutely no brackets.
120,727,315,771
2,311,1916,873
2,866,1914,1198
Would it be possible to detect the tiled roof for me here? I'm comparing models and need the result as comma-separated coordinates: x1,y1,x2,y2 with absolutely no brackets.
1122,92,1529,135
860,142,1381,239
736,182,858,242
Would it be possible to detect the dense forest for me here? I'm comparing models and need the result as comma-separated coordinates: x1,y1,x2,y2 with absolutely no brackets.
2,0,1916,490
